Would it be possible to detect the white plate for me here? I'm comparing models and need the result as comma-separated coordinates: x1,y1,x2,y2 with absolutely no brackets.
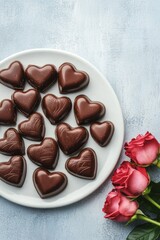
0,49,124,208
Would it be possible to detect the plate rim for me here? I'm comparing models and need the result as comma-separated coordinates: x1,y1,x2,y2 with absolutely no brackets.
0,48,124,208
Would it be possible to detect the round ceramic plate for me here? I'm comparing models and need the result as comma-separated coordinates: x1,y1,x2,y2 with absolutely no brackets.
0,49,124,208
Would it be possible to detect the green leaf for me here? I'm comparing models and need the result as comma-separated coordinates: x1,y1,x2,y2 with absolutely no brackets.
150,181,160,194
138,181,160,214
127,223,160,240
137,196,159,214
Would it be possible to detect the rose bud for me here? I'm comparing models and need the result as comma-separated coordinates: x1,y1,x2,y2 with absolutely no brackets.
124,132,159,166
102,189,139,222
111,161,150,197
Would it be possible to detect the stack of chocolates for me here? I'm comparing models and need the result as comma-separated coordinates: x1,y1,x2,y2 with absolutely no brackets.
0,61,114,199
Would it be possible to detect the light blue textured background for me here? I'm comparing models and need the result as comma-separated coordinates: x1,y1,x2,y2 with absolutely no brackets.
0,1,160,239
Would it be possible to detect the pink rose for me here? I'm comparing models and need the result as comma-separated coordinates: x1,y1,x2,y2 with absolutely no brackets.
111,161,150,197
102,189,138,222
124,132,159,166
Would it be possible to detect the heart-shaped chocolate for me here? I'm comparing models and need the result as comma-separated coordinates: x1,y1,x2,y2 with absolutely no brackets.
42,94,72,124
58,63,89,93
0,128,25,155
33,168,68,198
56,122,89,155
12,89,41,116
90,121,114,147
74,95,105,125
0,156,26,187
0,99,17,125
0,61,25,89
25,64,57,92
27,138,59,169
18,112,45,141
65,148,97,179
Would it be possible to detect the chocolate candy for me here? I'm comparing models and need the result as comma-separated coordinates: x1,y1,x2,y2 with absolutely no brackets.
58,63,89,93
12,89,41,116
56,122,89,155
33,168,68,198
25,64,57,92
42,94,72,124
0,156,26,187
18,112,45,141
74,95,105,125
27,138,59,169
0,99,17,125
0,128,25,155
0,61,25,89
90,121,114,147
65,148,97,180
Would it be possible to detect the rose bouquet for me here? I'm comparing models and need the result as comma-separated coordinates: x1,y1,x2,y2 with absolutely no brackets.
103,132,160,240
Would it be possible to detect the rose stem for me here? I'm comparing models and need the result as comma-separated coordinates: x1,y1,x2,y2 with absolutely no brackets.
143,194,160,210
137,214,160,227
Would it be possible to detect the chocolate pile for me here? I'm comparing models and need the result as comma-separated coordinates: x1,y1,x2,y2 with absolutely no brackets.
0,61,114,199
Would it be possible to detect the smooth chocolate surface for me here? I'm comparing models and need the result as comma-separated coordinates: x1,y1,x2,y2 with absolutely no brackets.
42,94,72,124
0,128,25,155
56,122,89,155
18,112,45,141
0,99,17,125
65,148,97,180
0,61,25,89
27,138,59,169
12,89,41,116
0,156,26,187
25,64,57,92
74,95,105,125
58,62,89,93
90,121,114,147
33,168,68,198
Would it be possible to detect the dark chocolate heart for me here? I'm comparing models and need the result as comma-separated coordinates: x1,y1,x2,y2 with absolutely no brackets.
18,112,45,141
42,94,72,124
56,122,89,155
27,138,59,169
58,62,89,93
0,99,17,125
0,156,26,187
33,168,68,198
0,128,25,155
25,64,57,92
74,95,105,125
12,89,41,116
0,61,25,89
65,148,97,179
90,121,114,147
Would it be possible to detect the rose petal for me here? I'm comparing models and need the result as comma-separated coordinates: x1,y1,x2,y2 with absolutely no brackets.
114,214,131,222
119,195,138,216
105,195,120,214
126,170,149,196
136,166,150,180
112,161,134,186
125,132,159,165
135,141,158,165
104,210,120,219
